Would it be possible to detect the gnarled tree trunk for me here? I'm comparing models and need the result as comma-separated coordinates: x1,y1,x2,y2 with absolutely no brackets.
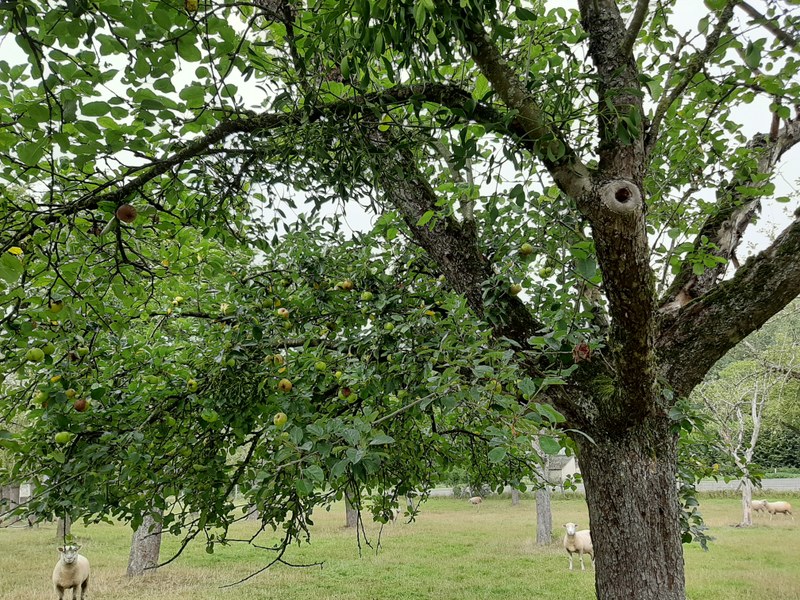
127,511,163,576
577,415,684,600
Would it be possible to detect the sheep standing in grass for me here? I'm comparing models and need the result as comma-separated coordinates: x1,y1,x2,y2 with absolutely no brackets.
53,544,90,600
751,499,767,515
563,522,593,571
764,501,794,520
469,496,482,505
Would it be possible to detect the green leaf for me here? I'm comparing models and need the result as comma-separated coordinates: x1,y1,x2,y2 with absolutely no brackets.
369,433,395,445
0,253,24,285
538,435,561,455
487,447,507,463
82,101,110,116
303,464,325,483
417,210,435,227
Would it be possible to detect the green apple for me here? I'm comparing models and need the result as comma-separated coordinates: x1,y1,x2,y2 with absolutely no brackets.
54,431,72,444
26,348,45,362
277,307,290,319
341,279,354,291
509,283,522,296
519,242,534,256
273,412,288,427
187,378,199,392
65,388,77,399
539,267,554,278
35,390,49,404
278,378,293,392
384,322,394,332
226,358,236,367
42,343,56,356
315,361,327,372
77,346,89,357
334,370,343,379
360,291,374,301
49,300,64,313
172,296,185,306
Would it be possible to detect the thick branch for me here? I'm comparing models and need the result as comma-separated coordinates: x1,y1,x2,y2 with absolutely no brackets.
657,215,800,396
459,18,591,198
660,115,800,310
622,0,650,56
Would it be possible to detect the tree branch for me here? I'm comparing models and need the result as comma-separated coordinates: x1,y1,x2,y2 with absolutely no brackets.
659,115,800,311
645,1,738,156
736,1,800,52
657,214,800,396
459,17,591,199
622,0,651,56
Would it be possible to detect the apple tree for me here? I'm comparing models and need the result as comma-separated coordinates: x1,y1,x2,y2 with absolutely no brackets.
1,1,800,599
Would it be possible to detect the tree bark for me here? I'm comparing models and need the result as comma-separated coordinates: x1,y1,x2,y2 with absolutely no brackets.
0,484,21,525
344,493,358,528
510,488,520,506
56,515,71,541
535,486,552,545
577,414,685,600
127,511,163,576
741,478,753,527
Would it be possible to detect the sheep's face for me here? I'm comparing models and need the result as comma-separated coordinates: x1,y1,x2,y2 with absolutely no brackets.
58,545,81,564
564,522,578,536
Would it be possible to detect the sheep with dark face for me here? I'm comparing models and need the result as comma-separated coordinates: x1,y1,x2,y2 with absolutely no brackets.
563,522,593,571
52,544,90,600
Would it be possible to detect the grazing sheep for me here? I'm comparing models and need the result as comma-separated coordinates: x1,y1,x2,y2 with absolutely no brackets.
563,522,594,571
751,499,768,514
53,544,90,600
469,496,482,505
764,501,794,520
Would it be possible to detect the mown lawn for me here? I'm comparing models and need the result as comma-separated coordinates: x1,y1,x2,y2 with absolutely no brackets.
1,495,797,599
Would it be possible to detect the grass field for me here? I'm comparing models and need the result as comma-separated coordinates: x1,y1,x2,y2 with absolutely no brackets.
1,495,798,600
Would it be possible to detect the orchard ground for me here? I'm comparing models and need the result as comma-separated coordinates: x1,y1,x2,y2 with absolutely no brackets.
1,495,797,600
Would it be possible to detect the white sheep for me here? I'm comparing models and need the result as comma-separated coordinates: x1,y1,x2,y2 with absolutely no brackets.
764,500,794,520
563,522,593,571
469,496,482,505
751,499,768,514
53,544,90,600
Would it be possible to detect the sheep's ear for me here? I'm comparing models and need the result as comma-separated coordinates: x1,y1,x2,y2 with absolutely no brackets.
58,547,64,552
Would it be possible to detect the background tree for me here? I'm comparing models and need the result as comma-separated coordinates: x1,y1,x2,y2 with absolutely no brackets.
1,2,800,600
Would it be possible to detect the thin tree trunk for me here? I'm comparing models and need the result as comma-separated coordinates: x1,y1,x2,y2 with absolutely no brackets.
510,488,520,505
741,477,753,527
535,486,552,545
56,515,71,541
127,511,163,576
344,492,358,528
577,415,685,600
1,484,21,525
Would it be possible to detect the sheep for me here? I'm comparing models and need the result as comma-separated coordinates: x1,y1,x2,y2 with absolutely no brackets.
764,500,794,520
751,499,768,514
469,496,482,505
563,522,594,571
52,544,90,600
